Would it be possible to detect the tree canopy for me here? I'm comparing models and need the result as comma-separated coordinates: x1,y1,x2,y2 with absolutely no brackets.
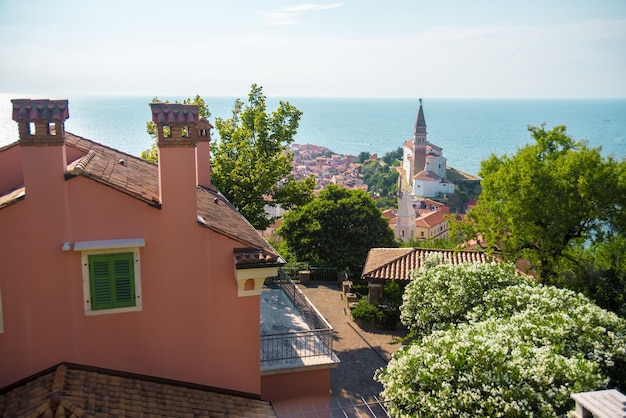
376,260,626,417
452,124,626,282
278,184,397,278
211,84,315,230
141,86,315,230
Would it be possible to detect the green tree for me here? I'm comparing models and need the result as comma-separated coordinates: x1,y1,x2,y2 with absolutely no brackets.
376,261,626,417
212,84,315,230
452,124,626,281
357,151,371,163
278,184,397,278
381,146,403,166
141,87,315,230
359,148,401,210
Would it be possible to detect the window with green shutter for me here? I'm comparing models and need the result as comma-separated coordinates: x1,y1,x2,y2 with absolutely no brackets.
88,252,136,310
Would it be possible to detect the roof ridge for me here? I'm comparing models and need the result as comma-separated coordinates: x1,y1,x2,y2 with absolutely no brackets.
49,364,67,411
71,149,96,175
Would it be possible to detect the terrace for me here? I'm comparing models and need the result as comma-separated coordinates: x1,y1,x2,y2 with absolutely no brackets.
260,272,339,372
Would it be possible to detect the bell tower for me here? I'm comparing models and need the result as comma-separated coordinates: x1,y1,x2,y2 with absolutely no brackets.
412,98,427,178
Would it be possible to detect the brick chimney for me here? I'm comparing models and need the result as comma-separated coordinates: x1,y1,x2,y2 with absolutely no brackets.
196,117,213,189
150,103,199,220
12,99,69,200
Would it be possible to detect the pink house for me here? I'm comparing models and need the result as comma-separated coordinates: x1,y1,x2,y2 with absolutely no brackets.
0,99,335,415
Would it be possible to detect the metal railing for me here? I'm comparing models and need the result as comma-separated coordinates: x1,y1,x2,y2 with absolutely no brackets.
310,267,338,282
275,395,390,417
261,329,334,363
261,271,334,367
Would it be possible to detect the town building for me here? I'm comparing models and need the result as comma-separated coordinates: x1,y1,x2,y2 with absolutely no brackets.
361,248,491,303
400,99,455,198
0,99,337,415
391,191,450,243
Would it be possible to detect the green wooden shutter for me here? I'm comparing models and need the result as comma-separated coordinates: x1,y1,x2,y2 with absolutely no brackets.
89,254,113,310
112,253,135,308
89,252,135,310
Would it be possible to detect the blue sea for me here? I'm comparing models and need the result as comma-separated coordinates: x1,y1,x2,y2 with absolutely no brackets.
1,94,624,176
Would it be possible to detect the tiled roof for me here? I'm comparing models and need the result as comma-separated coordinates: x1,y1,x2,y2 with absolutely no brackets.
0,133,280,263
66,133,161,205
11,99,69,122
0,187,25,210
362,248,491,282
150,103,199,124
0,363,276,417
234,247,283,268
413,169,440,180
416,211,447,228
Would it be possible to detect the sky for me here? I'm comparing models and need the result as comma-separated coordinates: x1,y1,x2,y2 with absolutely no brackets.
0,0,625,98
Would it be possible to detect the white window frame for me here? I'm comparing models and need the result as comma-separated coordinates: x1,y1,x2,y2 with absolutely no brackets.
75,238,145,316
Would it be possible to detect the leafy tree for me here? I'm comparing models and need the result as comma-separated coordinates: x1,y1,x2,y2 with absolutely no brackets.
360,159,399,199
452,124,626,281
376,260,626,417
278,184,397,278
141,87,315,230
212,84,315,230
359,148,401,210
400,236,459,249
553,235,626,317
381,146,403,166
357,151,371,163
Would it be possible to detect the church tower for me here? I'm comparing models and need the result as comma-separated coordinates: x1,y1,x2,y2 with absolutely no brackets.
395,191,416,242
412,99,427,178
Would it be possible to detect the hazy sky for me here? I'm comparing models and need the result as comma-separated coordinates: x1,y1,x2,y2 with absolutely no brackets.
1,0,625,98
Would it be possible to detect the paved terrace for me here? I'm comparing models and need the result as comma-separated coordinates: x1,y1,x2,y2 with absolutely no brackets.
263,282,408,416
260,288,337,371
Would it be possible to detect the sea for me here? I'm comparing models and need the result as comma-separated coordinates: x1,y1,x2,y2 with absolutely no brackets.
1,94,624,177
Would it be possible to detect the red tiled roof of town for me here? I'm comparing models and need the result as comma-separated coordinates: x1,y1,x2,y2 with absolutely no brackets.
413,169,441,180
362,248,491,282
415,211,448,228
382,208,396,219
0,363,276,417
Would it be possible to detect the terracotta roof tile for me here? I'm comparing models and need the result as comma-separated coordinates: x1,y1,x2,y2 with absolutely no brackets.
150,103,199,125
234,248,283,268
0,363,276,417
63,133,279,259
362,248,492,282
415,211,447,228
0,187,25,209
413,169,440,180
11,99,69,122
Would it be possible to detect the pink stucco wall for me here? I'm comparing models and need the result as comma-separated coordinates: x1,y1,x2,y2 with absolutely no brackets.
262,368,332,411
0,142,262,395
0,144,23,193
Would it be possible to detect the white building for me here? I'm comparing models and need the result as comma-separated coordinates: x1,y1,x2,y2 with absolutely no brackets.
401,100,455,198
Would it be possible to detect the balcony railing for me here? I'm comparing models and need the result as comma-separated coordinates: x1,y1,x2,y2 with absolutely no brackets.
261,271,335,369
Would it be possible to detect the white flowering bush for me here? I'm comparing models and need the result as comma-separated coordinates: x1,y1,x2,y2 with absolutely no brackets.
376,319,608,417
400,261,529,337
377,261,626,417
468,283,626,389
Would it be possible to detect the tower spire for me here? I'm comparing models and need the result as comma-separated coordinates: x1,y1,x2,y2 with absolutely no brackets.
412,99,427,178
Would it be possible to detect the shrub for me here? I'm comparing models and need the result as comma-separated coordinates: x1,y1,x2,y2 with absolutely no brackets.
351,300,399,329
375,261,626,417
